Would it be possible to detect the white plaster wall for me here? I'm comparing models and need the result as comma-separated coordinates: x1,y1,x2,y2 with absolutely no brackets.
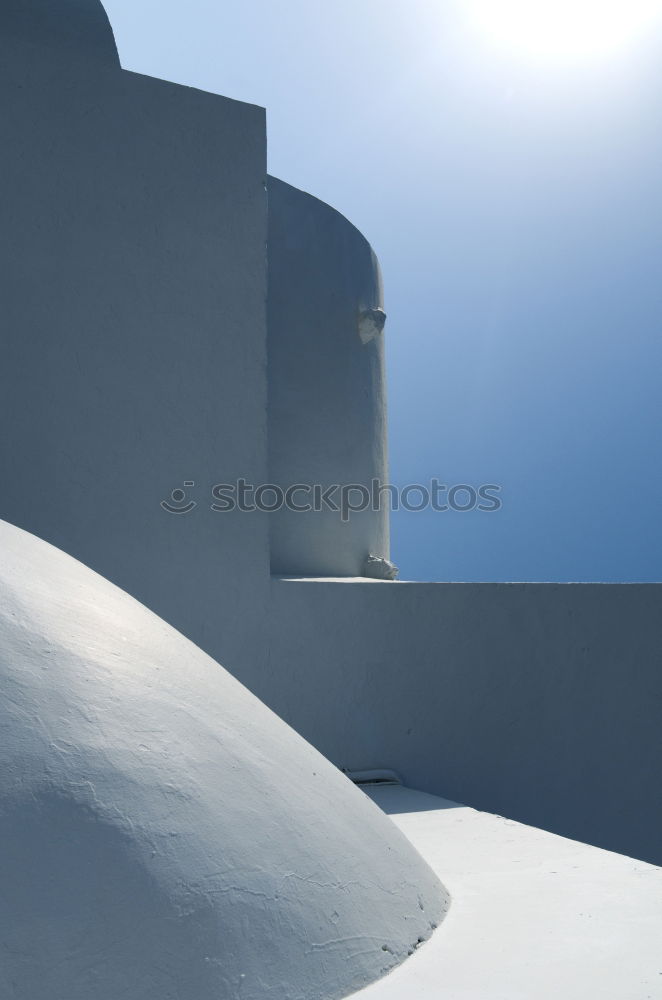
268,579,662,865
268,177,389,577
0,0,270,677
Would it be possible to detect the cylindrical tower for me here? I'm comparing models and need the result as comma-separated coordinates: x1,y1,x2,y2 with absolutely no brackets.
268,177,390,577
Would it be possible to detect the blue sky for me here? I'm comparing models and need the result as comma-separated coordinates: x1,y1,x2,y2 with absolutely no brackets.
105,0,662,581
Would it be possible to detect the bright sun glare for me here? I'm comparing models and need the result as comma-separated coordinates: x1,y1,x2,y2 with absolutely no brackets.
467,0,662,63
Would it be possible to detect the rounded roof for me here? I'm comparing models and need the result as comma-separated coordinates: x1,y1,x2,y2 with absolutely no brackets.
1,0,119,66
0,519,448,1000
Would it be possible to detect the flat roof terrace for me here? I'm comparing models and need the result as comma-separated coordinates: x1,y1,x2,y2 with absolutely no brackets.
352,785,662,999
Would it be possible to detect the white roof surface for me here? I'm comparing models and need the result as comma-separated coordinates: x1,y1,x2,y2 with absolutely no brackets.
353,785,662,999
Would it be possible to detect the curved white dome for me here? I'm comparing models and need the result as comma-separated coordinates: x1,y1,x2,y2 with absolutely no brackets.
0,520,448,1000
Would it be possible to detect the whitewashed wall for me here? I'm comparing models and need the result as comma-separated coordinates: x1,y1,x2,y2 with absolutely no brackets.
0,0,270,676
268,579,662,865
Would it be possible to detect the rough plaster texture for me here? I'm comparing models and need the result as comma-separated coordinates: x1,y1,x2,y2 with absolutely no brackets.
0,520,448,1000
269,579,662,865
0,0,270,679
352,786,662,999
268,177,389,577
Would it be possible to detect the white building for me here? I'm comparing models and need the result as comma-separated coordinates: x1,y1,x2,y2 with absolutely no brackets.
0,2,660,997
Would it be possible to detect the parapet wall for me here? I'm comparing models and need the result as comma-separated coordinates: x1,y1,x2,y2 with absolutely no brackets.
268,578,662,865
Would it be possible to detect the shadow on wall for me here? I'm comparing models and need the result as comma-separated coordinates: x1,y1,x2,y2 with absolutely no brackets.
364,786,462,816
269,578,662,866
